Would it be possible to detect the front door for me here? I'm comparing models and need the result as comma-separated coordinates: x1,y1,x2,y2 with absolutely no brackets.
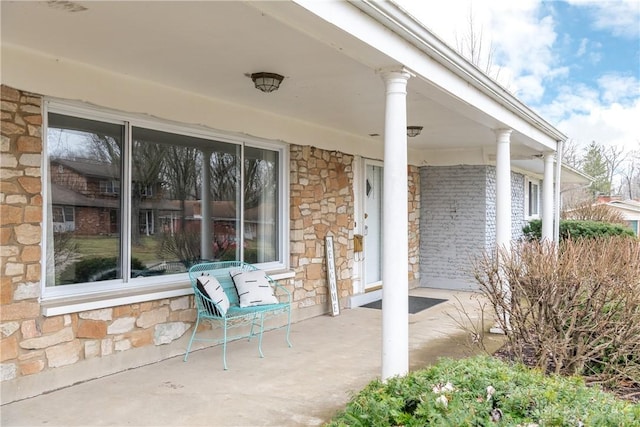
364,162,383,290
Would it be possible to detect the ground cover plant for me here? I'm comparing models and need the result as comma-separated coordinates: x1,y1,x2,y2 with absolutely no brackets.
326,356,640,426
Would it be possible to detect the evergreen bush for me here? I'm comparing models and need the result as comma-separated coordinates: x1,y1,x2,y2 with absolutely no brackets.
523,219,635,241
68,256,145,282
326,356,639,426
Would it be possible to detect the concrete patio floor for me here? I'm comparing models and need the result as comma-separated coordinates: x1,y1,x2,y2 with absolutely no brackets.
1,288,504,426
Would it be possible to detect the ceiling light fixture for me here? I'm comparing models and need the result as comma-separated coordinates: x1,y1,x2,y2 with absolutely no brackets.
406,126,423,137
250,72,284,93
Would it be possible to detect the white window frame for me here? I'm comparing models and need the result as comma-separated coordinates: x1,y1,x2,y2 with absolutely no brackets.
525,177,541,219
41,99,290,306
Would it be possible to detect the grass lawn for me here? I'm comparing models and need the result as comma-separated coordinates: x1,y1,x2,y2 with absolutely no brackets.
74,235,162,264
131,236,163,264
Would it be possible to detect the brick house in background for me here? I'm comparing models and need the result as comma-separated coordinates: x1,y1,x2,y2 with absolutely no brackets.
1,1,590,401
49,158,121,235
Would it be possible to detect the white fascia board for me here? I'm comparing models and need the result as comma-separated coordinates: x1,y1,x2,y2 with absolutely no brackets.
292,0,564,151
357,1,566,144
561,163,592,184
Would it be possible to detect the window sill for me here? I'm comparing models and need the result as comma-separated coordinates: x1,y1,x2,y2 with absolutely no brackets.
41,282,193,317
267,269,295,281
40,269,296,317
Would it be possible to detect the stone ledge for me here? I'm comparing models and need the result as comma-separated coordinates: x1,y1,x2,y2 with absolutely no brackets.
41,267,297,317
41,283,193,317
267,269,295,281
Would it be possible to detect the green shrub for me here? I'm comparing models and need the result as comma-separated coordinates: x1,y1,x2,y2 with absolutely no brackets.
326,356,640,426
68,256,145,282
523,219,635,241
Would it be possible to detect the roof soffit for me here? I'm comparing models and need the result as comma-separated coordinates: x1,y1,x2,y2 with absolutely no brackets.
1,0,559,161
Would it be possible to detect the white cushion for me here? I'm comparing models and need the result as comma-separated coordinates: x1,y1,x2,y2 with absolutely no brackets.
196,274,230,316
229,270,279,308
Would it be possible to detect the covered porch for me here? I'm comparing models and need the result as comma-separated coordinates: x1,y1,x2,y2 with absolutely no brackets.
0,288,505,426
1,0,580,400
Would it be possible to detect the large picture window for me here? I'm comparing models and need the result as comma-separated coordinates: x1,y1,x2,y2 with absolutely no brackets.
44,105,286,295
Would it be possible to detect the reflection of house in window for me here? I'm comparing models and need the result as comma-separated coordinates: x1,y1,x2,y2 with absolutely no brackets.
49,158,172,236
51,158,115,197
50,158,123,235
52,205,75,232
46,111,284,289
100,180,120,195
140,211,153,235
50,181,119,235
140,184,153,197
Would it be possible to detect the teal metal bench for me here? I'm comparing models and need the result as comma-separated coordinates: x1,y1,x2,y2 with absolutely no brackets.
183,261,292,369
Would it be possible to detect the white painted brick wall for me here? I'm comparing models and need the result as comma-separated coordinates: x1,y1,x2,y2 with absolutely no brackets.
419,165,525,290
511,172,525,241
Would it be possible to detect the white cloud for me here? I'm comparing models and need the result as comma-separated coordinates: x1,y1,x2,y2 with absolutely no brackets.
395,0,640,155
394,0,564,102
539,83,601,120
555,97,640,153
588,49,602,65
566,0,640,38
576,38,588,57
532,74,639,153
597,73,640,104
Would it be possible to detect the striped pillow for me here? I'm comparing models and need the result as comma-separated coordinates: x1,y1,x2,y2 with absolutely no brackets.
229,270,278,308
196,274,230,316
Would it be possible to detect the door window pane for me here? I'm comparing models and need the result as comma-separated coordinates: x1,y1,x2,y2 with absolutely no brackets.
46,113,123,286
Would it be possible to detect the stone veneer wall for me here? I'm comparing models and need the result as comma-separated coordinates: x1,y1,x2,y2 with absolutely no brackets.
407,165,420,284
1,85,48,382
289,145,354,309
0,86,199,395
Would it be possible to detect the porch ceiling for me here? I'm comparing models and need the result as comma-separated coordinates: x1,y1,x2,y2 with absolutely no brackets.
1,0,550,160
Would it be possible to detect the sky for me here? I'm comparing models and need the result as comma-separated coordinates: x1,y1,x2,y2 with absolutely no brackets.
395,0,640,156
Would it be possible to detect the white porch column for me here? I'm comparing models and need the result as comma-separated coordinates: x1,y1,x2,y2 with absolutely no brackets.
201,150,212,261
541,153,555,241
495,129,512,249
381,68,410,380
554,140,564,244
491,129,512,334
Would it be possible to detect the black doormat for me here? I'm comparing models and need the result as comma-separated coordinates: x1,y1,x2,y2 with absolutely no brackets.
361,296,447,314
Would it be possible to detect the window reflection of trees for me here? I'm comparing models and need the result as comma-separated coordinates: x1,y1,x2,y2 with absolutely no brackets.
47,113,280,287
